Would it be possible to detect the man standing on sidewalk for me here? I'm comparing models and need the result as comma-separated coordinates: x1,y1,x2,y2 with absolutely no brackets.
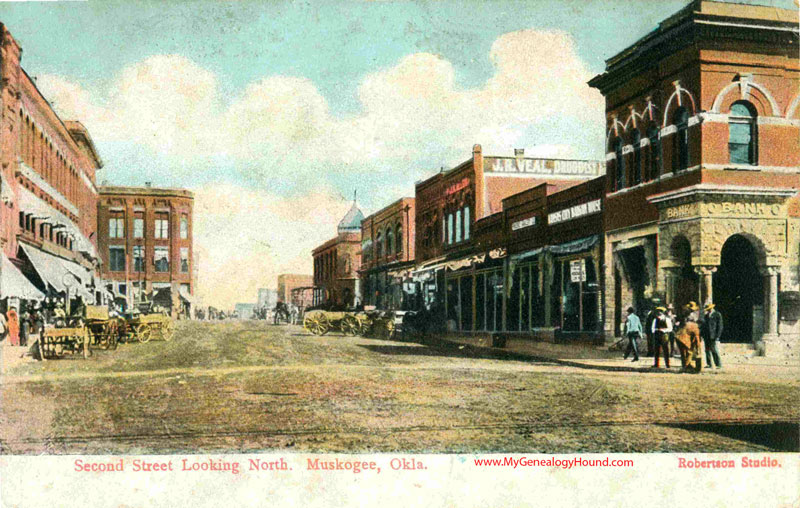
701,303,723,369
653,308,673,369
623,307,642,362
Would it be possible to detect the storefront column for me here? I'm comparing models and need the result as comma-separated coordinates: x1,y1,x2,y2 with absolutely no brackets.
763,266,780,337
695,266,716,306
663,268,676,305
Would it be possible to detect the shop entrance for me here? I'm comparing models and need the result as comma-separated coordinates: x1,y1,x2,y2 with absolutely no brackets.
670,235,698,311
713,235,764,343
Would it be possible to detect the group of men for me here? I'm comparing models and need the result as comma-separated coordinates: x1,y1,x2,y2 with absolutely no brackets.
623,301,723,372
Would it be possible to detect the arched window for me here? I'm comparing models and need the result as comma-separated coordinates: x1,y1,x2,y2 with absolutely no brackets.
613,137,625,191
463,206,471,240
729,101,757,165
631,130,642,185
386,226,394,256
395,223,403,254
646,124,661,181
376,231,383,259
673,107,689,171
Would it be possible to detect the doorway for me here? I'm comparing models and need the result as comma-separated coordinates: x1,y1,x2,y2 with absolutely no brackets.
713,235,764,343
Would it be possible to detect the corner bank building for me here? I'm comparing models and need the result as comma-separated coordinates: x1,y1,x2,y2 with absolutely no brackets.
588,1,799,354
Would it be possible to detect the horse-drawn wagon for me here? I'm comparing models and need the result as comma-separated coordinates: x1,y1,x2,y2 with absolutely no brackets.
124,312,174,343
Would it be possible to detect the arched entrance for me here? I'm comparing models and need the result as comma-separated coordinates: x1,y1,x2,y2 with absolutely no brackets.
713,235,764,343
670,235,698,311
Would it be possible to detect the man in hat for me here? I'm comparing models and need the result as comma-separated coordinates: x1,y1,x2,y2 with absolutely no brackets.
701,303,723,369
652,307,673,368
676,302,702,372
623,307,642,362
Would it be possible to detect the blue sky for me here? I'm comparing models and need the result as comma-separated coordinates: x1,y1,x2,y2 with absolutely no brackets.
2,0,794,306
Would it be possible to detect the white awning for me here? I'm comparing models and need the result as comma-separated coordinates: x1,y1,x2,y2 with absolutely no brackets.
179,286,194,303
19,244,91,298
1,254,44,299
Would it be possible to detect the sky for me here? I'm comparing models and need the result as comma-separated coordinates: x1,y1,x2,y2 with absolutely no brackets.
1,0,795,308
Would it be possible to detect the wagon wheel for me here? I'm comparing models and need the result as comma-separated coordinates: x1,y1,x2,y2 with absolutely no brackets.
160,320,175,341
137,324,152,344
341,314,359,336
303,314,318,335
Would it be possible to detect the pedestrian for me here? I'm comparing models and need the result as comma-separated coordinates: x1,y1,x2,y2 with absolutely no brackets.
667,304,679,358
701,303,723,370
652,307,672,369
19,306,31,347
623,307,642,362
7,307,20,346
675,302,702,372
644,301,660,357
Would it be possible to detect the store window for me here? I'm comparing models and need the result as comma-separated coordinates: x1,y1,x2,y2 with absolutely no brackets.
133,246,145,272
181,247,190,273
376,231,383,259
554,255,599,333
729,101,757,165
154,246,169,272
109,246,125,272
154,213,169,239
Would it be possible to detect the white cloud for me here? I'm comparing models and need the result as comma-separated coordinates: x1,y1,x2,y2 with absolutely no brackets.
37,28,605,307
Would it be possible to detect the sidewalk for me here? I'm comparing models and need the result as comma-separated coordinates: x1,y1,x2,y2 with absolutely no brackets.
438,334,800,374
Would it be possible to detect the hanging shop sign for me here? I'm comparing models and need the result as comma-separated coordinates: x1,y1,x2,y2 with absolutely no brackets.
548,199,602,225
570,259,586,283
511,216,537,231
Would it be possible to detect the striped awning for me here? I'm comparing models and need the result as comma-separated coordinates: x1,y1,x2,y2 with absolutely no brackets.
1,254,44,299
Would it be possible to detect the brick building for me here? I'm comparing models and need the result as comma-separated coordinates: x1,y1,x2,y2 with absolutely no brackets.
588,0,799,352
277,274,313,304
359,197,415,309
0,24,102,306
97,185,194,317
312,200,363,308
412,144,603,312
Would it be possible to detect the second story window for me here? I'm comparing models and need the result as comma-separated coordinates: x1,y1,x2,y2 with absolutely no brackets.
673,107,690,172
154,246,169,272
464,206,471,240
455,209,462,243
181,247,189,273
447,213,454,245
109,216,124,239
613,137,625,191
386,226,394,256
109,246,125,272
180,215,189,239
646,125,661,181
729,101,757,165
134,214,144,238
155,213,169,239
395,223,403,255
631,130,642,185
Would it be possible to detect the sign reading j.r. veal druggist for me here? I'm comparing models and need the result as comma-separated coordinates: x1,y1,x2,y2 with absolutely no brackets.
486,158,603,176
548,199,602,225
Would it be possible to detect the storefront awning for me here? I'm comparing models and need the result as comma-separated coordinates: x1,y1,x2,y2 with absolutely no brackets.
549,235,599,255
20,244,92,298
614,236,650,252
1,254,45,299
510,247,544,263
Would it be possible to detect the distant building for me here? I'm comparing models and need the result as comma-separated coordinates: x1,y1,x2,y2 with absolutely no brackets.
360,197,415,309
276,274,312,304
97,185,194,317
312,199,363,307
235,303,255,320
257,288,277,309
